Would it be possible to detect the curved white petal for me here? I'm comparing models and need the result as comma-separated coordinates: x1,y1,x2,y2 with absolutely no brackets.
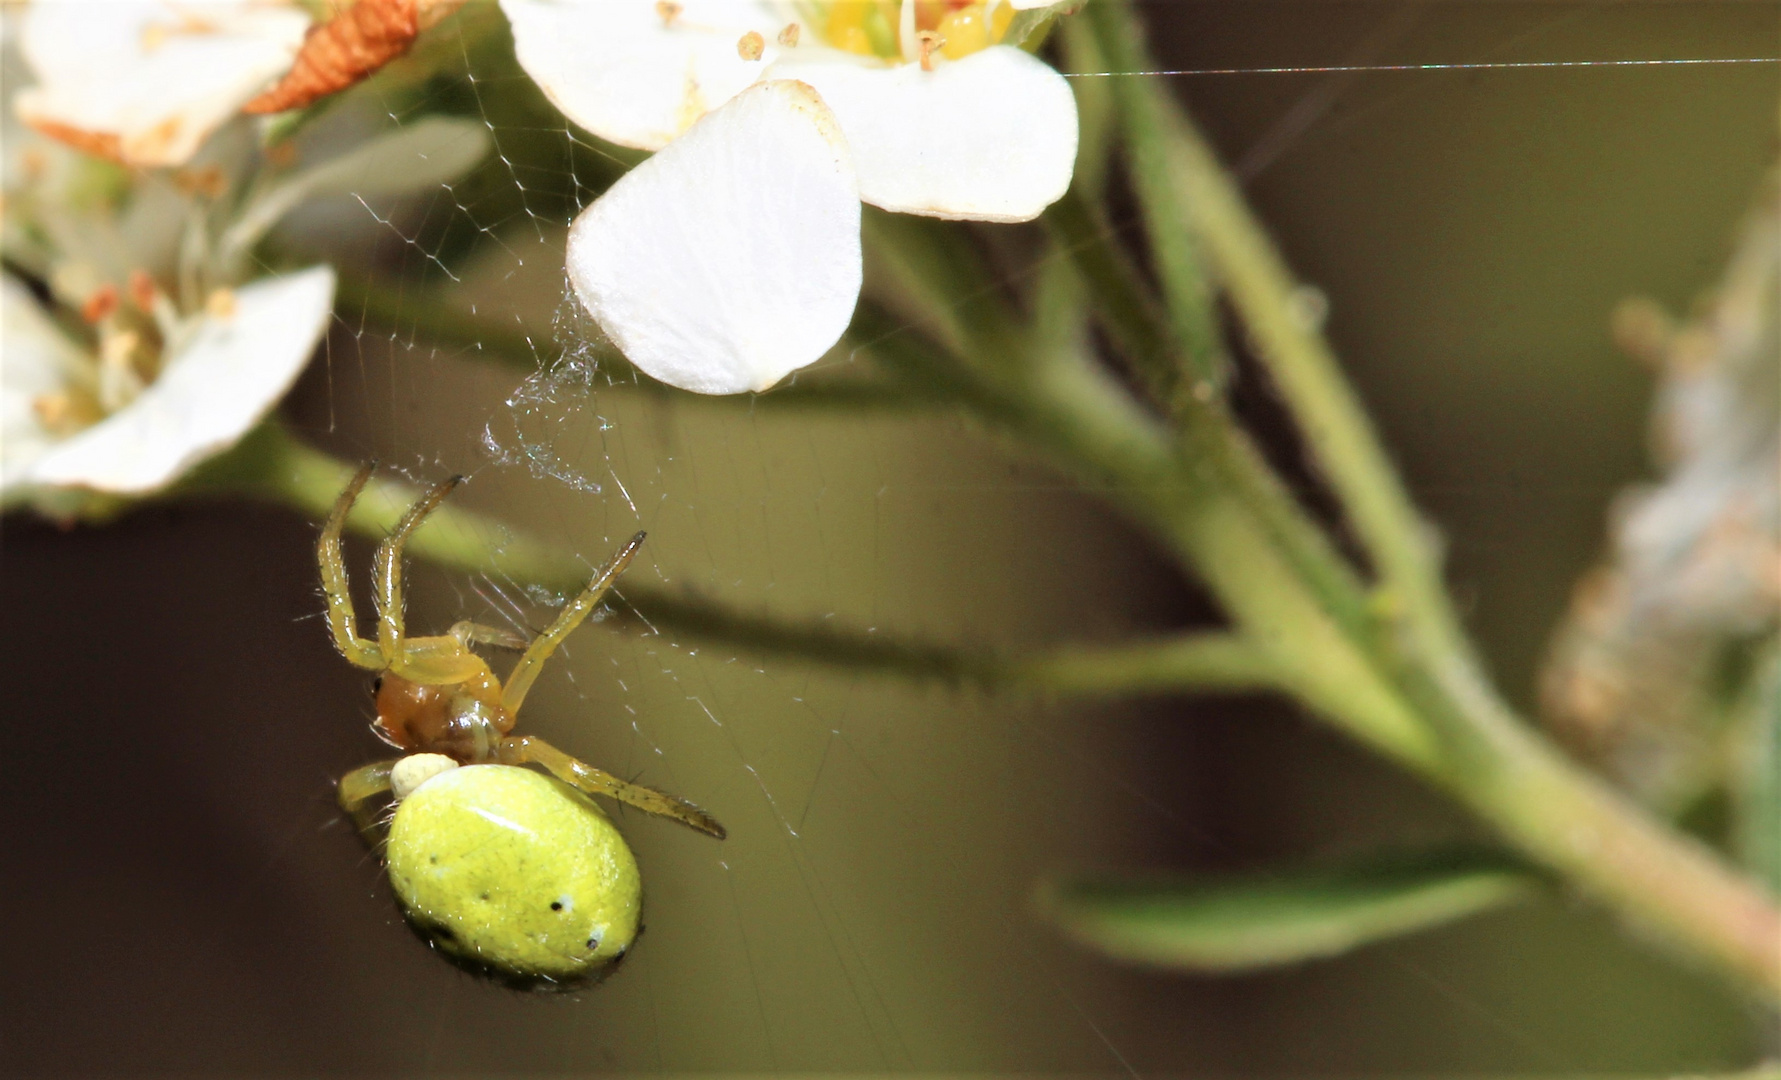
566,80,861,395
16,0,309,167
501,0,783,151
0,278,85,495
26,266,335,494
770,45,1078,222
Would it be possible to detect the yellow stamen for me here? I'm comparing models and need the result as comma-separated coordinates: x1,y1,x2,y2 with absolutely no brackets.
777,22,800,47
98,329,146,412
916,29,943,71
937,3,993,59
206,288,238,320
654,0,681,26
824,1,877,56
127,270,158,312
737,30,764,61
266,141,300,169
32,391,101,436
82,285,120,325
174,165,226,198
991,0,1013,39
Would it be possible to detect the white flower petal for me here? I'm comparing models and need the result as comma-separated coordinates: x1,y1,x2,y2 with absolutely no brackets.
0,278,85,494
770,45,1078,222
566,80,861,395
501,0,782,151
16,0,309,167
26,266,335,494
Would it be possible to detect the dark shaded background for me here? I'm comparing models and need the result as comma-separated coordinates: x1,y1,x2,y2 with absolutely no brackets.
4,2,1777,1074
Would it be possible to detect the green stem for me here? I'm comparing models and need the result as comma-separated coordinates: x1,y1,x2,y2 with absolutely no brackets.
1093,0,1462,656
1007,352,1445,773
1044,188,1178,403
1077,1,1225,393
1078,0,1781,1000
1047,200,1375,640
1408,651,1781,997
1012,633,1284,696
189,423,1282,700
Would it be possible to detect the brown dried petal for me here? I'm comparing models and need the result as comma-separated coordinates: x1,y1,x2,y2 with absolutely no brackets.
243,0,427,114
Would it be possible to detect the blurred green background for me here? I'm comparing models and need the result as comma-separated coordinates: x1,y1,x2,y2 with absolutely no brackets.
3,2,1777,1074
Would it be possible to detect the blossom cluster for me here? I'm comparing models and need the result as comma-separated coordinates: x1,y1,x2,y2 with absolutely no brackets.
2,0,1080,514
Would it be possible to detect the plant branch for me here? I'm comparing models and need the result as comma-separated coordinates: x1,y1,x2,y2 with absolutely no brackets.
1077,1,1225,393
1092,0,1463,657
188,423,1283,700
1069,0,1781,1001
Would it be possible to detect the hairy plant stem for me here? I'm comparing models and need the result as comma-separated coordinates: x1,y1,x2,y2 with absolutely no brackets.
1074,2,1224,392
1052,0,1781,1001
190,422,1281,700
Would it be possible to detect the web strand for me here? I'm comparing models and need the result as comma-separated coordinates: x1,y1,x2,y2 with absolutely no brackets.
1065,56,1779,78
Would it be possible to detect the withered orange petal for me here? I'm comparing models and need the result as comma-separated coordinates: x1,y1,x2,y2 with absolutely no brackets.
243,0,422,115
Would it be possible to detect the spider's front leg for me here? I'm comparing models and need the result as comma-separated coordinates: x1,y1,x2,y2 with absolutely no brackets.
372,473,462,660
319,462,386,671
366,476,495,688
501,532,645,715
496,735,727,839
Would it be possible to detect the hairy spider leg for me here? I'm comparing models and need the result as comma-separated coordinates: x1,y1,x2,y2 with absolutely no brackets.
448,620,531,651
500,531,646,715
318,461,386,670
372,474,462,658
337,759,398,846
364,477,498,687
496,734,727,839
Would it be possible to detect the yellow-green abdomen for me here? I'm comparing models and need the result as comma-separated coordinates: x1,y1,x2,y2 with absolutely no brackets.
386,764,641,988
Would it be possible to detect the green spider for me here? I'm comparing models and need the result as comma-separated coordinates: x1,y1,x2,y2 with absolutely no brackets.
321,463,724,988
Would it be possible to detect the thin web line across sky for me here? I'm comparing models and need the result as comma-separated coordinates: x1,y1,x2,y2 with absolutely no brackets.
1064,56,1780,77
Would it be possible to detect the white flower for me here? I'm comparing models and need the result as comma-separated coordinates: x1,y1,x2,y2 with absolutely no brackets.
14,0,310,168
501,0,1079,394
2,267,336,509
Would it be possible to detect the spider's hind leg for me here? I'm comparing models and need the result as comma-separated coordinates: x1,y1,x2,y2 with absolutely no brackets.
497,734,726,840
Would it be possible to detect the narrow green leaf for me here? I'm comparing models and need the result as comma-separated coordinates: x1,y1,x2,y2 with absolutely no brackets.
1040,848,1539,972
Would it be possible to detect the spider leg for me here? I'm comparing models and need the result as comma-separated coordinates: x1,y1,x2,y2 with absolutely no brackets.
372,474,463,661
497,734,726,839
449,620,531,651
337,759,398,846
319,462,385,670
500,532,645,715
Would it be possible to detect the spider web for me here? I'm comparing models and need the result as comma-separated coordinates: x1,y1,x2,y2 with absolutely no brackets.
198,1,1781,1073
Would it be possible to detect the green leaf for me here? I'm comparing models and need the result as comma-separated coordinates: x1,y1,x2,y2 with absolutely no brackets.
1039,848,1540,972
222,117,493,275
